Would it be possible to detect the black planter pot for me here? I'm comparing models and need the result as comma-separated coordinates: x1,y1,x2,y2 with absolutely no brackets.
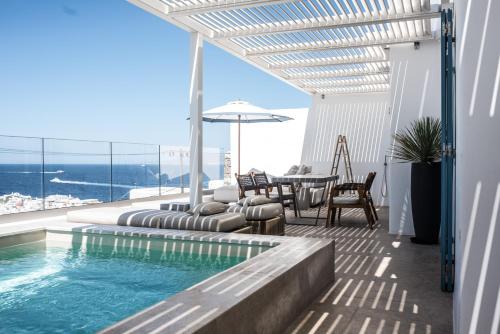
410,162,441,244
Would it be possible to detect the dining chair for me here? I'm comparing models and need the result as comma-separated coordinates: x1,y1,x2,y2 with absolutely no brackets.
235,173,259,199
332,172,378,221
326,172,377,229
253,171,298,218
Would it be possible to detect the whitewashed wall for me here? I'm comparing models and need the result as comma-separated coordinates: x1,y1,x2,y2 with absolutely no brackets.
301,93,391,206
230,108,308,177
388,40,441,235
454,0,500,333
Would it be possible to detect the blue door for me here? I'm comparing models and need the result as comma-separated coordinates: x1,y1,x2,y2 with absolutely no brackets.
440,8,455,292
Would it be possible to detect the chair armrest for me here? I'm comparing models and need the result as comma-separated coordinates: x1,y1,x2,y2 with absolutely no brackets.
335,182,364,191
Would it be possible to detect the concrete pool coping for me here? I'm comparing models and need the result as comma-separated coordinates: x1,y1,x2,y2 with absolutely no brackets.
1,219,335,334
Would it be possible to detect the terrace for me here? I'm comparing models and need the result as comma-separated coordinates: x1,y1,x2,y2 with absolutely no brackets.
1,0,499,333
284,209,452,333
0,206,451,334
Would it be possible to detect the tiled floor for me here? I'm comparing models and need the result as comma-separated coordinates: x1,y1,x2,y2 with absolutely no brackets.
283,207,453,334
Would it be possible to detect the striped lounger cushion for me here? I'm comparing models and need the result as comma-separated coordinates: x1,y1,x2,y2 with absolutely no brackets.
227,203,282,221
117,209,246,232
159,202,191,212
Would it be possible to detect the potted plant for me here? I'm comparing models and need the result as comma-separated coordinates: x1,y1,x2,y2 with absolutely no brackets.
392,117,441,244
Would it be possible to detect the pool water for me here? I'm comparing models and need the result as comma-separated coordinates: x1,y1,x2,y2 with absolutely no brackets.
0,232,261,333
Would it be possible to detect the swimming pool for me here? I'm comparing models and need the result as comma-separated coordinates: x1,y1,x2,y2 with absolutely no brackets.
0,231,269,333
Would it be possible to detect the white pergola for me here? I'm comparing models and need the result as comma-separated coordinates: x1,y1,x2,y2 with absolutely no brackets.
128,0,442,205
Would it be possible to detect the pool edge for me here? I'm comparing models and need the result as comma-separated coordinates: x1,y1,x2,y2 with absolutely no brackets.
1,223,335,334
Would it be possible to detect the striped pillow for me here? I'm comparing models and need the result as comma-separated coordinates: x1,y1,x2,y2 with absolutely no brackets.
238,195,273,206
188,202,228,216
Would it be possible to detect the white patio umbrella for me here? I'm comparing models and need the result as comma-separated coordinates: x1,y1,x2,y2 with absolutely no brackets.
202,100,293,175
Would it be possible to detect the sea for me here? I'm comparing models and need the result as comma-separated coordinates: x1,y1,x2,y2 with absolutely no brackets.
0,164,219,203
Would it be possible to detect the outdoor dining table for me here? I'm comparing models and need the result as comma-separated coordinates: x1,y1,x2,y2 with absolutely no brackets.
271,174,339,226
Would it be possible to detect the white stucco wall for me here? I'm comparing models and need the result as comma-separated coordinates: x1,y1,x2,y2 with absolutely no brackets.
301,93,391,206
229,108,308,177
388,40,442,235
454,0,500,333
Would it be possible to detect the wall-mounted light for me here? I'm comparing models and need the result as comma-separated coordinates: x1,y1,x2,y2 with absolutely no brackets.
414,42,420,50
321,94,325,100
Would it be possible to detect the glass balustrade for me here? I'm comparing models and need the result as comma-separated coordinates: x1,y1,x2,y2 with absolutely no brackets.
0,135,226,215
0,136,43,214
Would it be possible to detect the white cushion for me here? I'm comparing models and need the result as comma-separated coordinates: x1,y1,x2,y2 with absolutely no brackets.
285,165,299,175
297,164,312,175
213,185,239,203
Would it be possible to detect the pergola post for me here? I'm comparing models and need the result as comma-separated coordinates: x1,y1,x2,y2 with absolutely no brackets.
189,32,203,207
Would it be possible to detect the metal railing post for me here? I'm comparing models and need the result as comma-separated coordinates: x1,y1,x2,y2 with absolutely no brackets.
158,145,161,196
110,142,113,202
41,137,45,210
179,149,184,193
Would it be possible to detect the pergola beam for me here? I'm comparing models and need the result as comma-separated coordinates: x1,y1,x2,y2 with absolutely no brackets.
284,69,390,80
214,11,440,39
165,0,291,17
247,35,435,57
316,83,390,91
315,87,390,94
302,77,389,88
268,57,388,69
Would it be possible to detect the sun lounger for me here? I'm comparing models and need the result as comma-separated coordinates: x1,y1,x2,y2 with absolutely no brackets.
67,207,247,232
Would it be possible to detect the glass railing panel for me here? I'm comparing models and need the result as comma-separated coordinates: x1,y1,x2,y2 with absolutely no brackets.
111,143,159,201
159,146,226,193
0,135,43,214
159,146,187,196
203,148,225,190
43,138,111,209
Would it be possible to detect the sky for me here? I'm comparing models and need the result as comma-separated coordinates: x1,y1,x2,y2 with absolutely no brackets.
0,0,310,150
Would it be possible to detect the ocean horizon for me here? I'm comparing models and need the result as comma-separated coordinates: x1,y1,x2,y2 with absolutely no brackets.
0,163,221,203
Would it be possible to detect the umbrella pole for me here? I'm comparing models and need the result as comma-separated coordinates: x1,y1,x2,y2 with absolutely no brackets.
238,114,241,176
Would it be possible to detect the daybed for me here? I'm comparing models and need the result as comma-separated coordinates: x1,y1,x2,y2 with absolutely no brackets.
67,206,250,233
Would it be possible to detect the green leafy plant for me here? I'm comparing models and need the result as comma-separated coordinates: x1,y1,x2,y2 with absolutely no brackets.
392,117,441,163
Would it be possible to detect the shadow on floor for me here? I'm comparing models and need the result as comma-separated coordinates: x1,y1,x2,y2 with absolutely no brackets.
283,207,452,334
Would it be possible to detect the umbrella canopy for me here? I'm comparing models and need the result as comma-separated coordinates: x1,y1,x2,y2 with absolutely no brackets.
201,101,293,176
203,100,292,123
